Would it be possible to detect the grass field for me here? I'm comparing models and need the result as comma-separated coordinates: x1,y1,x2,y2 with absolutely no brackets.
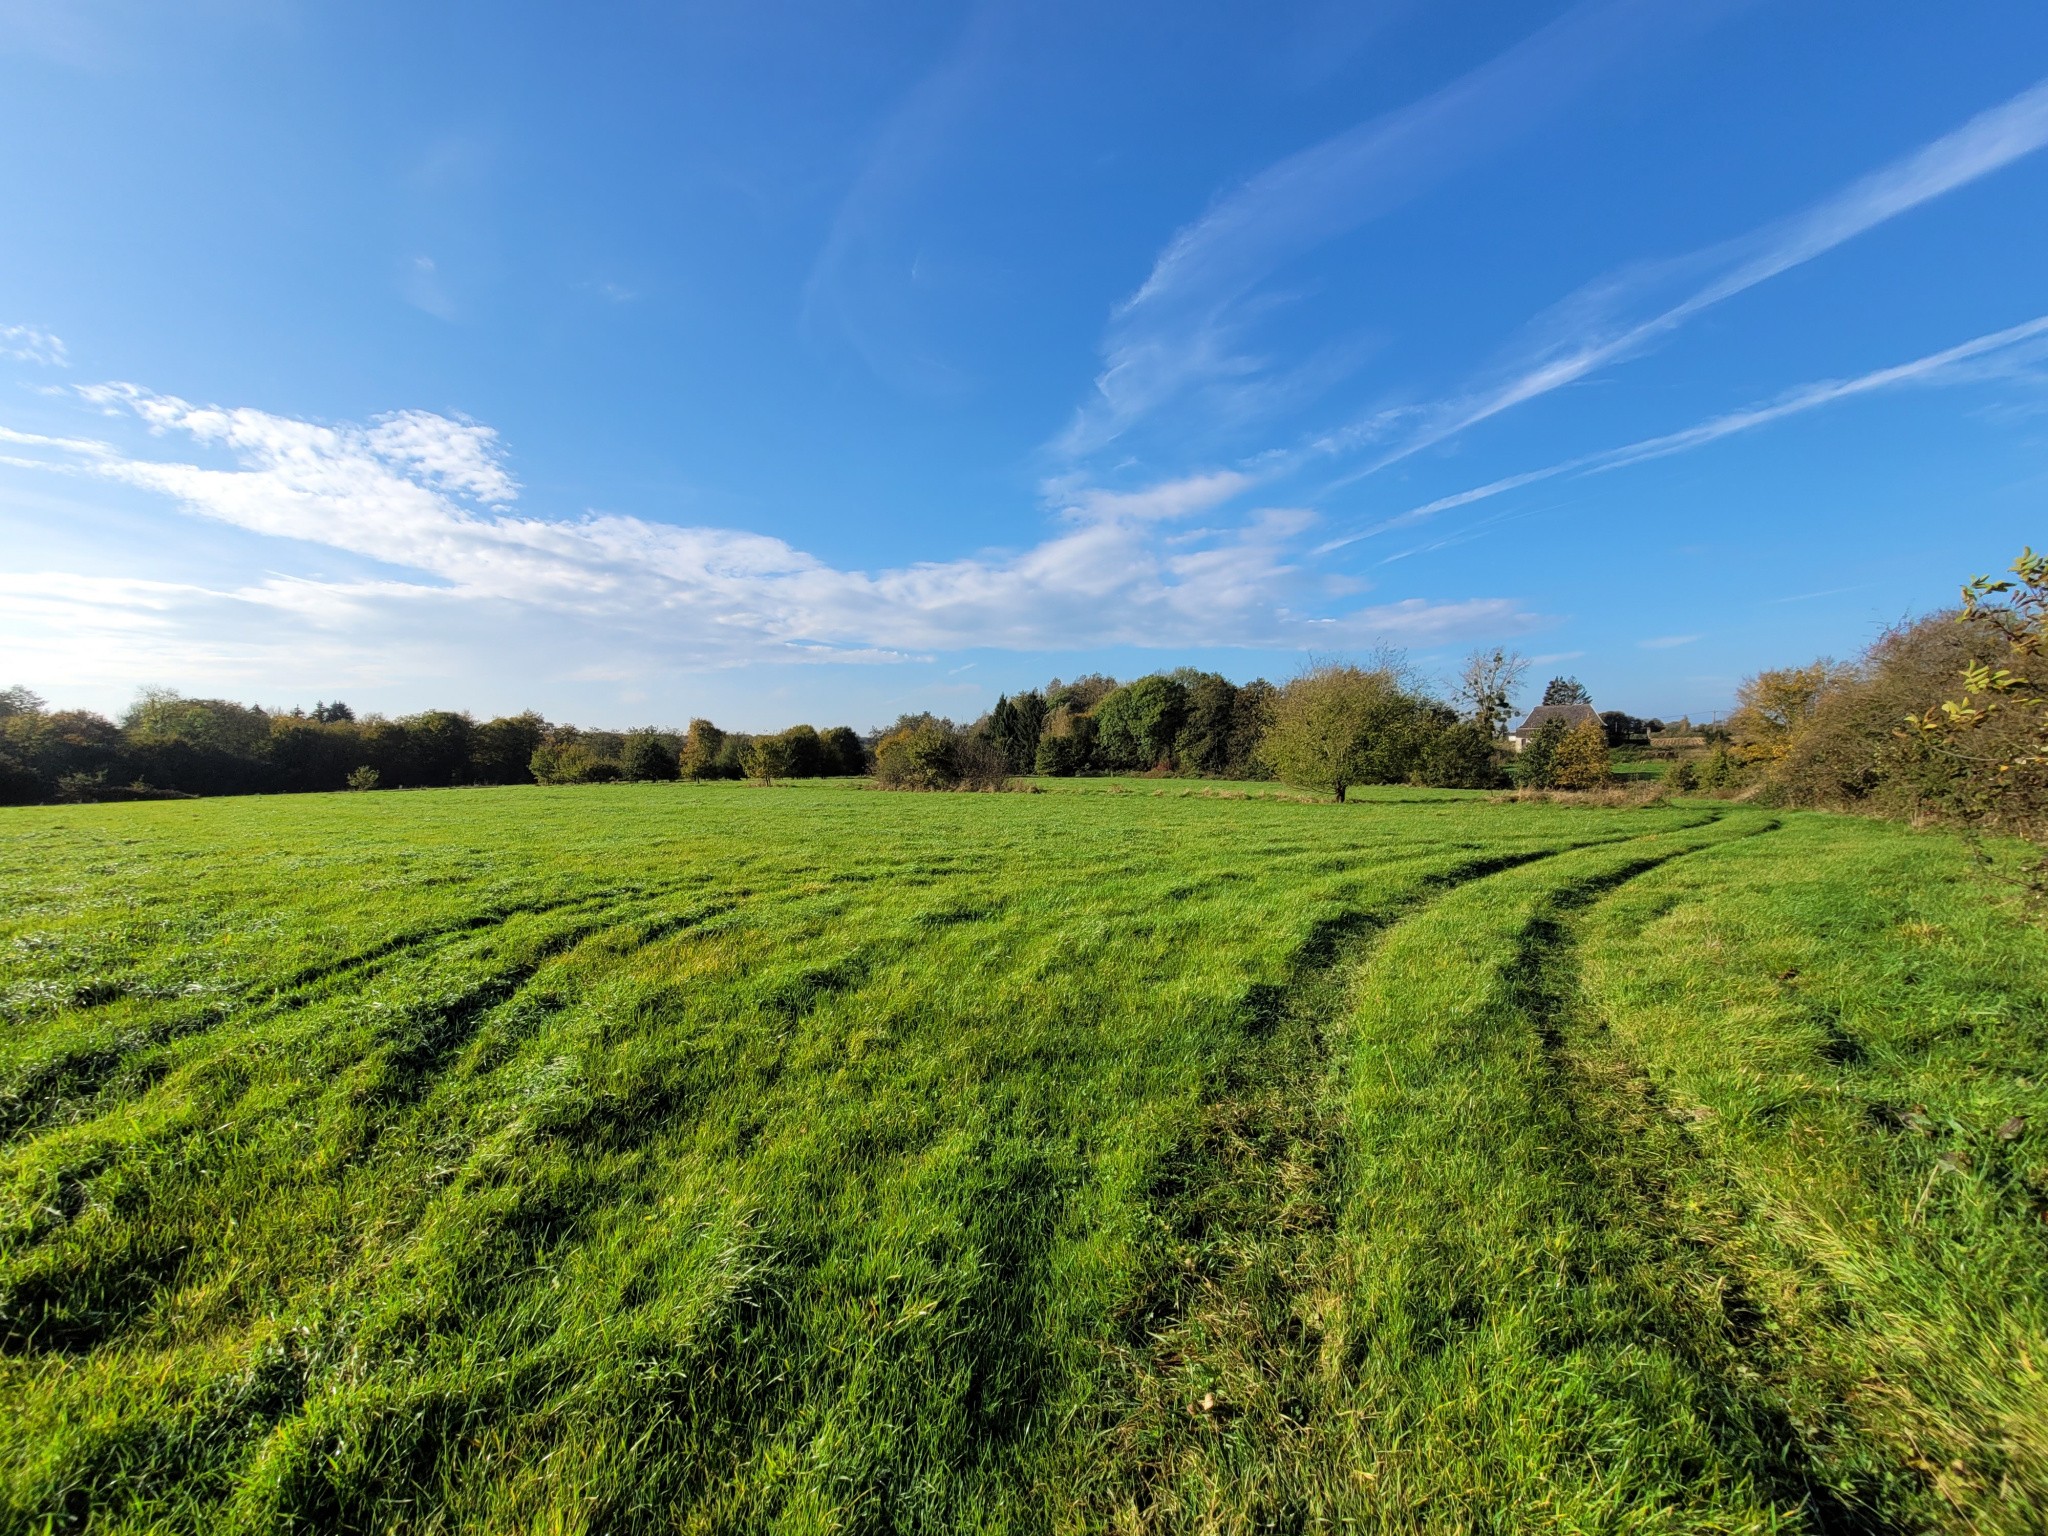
3,781,2045,1533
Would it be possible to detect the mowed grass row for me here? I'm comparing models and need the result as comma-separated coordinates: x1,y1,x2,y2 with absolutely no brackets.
0,783,2043,1532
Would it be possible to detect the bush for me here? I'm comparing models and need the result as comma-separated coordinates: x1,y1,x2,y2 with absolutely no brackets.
1511,718,1569,789
1419,721,1505,789
1668,760,1699,793
1696,746,1742,792
531,736,618,785
1550,719,1613,790
873,723,956,790
346,766,381,792
873,719,1008,791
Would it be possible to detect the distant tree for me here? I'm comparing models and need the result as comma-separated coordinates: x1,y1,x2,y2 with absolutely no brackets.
1550,719,1612,789
123,689,272,757
310,701,356,724
1260,664,1425,802
1227,679,1277,779
472,713,547,784
1420,720,1506,789
987,692,1049,774
680,719,732,780
743,734,793,785
118,690,273,794
1094,674,1190,771
0,707,124,803
1598,711,1651,748
1171,671,1239,777
531,731,619,785
1541,676,1591,707
1460,647,1529,737
0,685,46,720
818,725,867,776
873,721,955,789
1513,717,1570,789
1033,705,1095,776
622,729,681,782
774,724,825,778
1729,663,1845,765
399,711,475,787
873,717,1005,790
268,716,361,792
1044,674,1118,714
346,766,381,792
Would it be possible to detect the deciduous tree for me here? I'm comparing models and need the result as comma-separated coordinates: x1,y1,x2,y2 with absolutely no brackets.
1460,648,1529,737
1260,664,1421,802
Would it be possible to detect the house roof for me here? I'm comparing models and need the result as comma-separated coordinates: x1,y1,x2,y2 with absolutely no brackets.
1511,702,1600,736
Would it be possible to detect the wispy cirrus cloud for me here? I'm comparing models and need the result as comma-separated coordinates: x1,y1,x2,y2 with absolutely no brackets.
1059,0,1734,456
0,324,68,366
802,3,1009,397
1320,310,2048,550
1,384,1535,689
1332,72,2048,480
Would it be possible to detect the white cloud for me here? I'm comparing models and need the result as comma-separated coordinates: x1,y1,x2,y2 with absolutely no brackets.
0,324,68,367
1059,0,1722,455
1339,73,2048,476
1322,310,2048,548
1638,634,1700,649
0,384,1537,689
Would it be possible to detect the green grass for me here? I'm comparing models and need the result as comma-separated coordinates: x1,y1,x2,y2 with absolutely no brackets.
1,783,2043,1532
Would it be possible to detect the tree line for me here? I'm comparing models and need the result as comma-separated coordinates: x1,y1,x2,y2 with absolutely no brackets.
867,660,1599,798
0,690,871,804
0,656,1592,805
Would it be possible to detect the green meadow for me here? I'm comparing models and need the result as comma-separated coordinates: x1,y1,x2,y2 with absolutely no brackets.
2,782,2045,1533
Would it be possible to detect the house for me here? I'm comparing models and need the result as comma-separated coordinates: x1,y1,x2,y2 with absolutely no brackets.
1508,701,1599,752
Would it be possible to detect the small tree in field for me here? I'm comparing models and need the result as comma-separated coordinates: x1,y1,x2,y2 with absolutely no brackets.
1260,664,1411,802
346,765,380,792
743,734,792,785
1550,719,1612,789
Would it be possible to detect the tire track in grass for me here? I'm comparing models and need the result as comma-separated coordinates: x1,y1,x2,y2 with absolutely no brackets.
1066,839,1627,1525
1335,814,1897,1534
1082,815,1863,1533
1508,829,1916,1533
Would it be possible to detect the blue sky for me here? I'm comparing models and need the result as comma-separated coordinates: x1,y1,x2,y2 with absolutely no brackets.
3,0,2046,730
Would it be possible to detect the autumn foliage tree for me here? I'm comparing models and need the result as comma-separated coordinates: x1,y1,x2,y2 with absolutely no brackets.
1912,547,2048,838
1550,718,1613,789
1728,663,1847,766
